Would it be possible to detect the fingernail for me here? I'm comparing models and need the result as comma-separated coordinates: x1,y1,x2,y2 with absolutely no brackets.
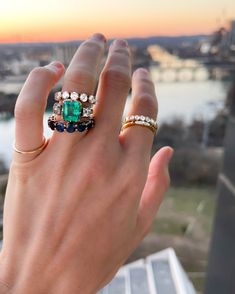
91,33,106,42
113,39,128,47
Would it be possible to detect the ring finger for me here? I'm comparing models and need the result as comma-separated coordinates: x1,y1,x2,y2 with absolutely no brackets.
122,68,158,160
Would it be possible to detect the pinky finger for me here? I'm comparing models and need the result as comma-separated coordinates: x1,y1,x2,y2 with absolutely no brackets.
135,147,174,239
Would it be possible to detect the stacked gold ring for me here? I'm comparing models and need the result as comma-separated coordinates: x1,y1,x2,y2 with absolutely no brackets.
122,115,158,134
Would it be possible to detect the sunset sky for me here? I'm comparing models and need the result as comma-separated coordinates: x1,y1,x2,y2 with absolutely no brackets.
0,0,235,43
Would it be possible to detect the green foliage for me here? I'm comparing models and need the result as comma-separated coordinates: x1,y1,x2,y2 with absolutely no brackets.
152,186,216,237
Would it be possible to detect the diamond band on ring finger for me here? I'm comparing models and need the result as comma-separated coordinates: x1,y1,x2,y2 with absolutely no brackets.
48,91,96,133
122,115,158,134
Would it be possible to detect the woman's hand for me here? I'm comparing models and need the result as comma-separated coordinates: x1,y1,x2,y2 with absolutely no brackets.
0,33,173,294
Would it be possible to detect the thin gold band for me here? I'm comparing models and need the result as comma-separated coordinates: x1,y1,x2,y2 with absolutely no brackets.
122,121,157,134
13,136,49,154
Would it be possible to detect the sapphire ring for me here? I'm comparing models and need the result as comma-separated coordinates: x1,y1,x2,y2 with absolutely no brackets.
48,114,95,133
48,91,96,133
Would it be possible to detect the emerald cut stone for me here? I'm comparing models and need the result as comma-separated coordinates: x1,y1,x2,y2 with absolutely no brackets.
63,100,81,122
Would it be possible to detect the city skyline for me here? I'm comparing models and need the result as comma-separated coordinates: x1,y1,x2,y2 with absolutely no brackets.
0,0,235,43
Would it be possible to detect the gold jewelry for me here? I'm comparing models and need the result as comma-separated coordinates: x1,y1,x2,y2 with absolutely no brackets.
50,91,96,133
122,121,157,134
123,115,157,128
122,115,158,134
54,91,96,104
13,136,49,154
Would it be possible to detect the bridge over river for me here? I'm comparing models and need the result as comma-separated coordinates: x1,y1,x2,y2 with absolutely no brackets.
150,59,235,83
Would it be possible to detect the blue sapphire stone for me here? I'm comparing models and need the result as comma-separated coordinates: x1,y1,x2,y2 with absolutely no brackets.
66,122,75,133
77,122,87,132
56,122,65,132
86,120,95,129
48,120,55,130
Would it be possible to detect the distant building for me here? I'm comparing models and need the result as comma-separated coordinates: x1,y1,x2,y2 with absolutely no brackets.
228,20,235,51
53,43,79,67
199,21,235,58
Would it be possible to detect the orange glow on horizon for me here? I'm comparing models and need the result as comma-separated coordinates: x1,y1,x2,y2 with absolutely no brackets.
0,21,220,43
1,0,235,43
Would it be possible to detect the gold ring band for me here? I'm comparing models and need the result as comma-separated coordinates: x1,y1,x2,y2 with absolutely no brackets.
13,136,49,154
123,115,157,128
122,121,157,134
122,115,158,134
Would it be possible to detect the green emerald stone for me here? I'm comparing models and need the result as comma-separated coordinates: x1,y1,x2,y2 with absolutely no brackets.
63,100,81,122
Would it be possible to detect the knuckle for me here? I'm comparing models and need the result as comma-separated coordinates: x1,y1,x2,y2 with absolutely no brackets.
64,69,95,91
82,40,104,52
112,47,130,58
137,93,156,103
28,66,56,88
140,77,155,89
29,66,53,81
101,67,131,89
134,93,158,116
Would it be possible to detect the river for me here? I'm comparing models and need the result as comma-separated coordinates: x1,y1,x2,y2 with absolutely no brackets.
0,80,229,168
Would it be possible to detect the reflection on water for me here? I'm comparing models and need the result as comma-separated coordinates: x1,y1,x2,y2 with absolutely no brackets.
127,80,227,123
0,80,229,168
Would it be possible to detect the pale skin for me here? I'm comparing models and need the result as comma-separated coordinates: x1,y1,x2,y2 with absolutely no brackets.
0,33,173,293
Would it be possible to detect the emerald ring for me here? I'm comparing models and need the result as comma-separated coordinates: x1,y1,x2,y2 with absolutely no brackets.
53,91,95,121
47,91,96,133
54,91,96,104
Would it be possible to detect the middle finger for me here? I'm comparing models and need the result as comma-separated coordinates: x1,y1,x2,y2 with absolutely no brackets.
95,39,132,138
52,33,106,142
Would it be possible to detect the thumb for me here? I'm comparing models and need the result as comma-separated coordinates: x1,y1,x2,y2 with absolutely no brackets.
135,146,174,239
